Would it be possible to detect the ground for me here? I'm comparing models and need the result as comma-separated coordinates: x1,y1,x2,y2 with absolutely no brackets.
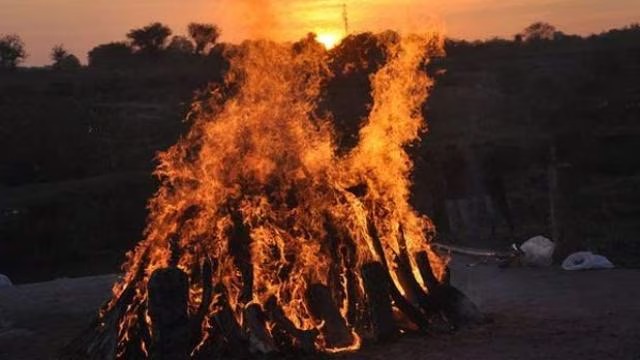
0,256,639,360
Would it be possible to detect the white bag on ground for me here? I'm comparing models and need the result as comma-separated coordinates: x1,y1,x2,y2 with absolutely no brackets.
0,274,12,288
562,251,614,270
520,236,555,267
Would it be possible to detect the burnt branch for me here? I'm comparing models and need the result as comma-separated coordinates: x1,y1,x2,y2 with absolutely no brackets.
306,283,354,348
265,296,318,353
148,267,190,359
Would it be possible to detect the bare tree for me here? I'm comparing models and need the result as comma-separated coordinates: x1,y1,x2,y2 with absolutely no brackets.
187,23,220,55
127,22,172,54
0,34,27,69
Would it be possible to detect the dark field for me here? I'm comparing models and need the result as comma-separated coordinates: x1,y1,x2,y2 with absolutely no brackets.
1,256,638,359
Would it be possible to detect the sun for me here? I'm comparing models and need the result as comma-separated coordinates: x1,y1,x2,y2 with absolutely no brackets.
316,32,342,49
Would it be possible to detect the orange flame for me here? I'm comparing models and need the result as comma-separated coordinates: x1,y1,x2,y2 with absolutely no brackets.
106,31,445,356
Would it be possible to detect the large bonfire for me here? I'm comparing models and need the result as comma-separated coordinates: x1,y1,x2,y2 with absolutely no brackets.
64,32,480,359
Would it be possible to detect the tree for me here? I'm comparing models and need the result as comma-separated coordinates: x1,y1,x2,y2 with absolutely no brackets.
167,35,195,54
50,44,81,70
126,22,172,54
0,34,27,69
88,42,133,67
519,22,559,42
187,23,220,55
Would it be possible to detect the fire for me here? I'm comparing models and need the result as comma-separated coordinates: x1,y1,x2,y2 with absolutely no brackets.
103,31,446,358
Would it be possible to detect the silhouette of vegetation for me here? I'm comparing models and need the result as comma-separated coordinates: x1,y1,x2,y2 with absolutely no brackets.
50,44,81,70
517,21,560,42
88,42,132,67
126,22,172,54
188,23,221,55
0,34,27,70
167,35,195,55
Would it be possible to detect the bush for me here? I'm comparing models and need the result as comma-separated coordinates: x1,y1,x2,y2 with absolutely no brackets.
88,42,133,68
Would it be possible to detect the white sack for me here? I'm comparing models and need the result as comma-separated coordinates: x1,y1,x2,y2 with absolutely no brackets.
562,251,614,270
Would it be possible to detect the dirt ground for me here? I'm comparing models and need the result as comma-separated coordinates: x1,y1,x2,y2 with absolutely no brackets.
0,256,639,360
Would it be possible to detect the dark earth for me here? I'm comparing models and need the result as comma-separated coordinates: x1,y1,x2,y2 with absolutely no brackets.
1,255,638,360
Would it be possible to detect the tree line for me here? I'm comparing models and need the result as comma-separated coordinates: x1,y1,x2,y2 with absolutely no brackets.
3,21,634,70
0,22,221,70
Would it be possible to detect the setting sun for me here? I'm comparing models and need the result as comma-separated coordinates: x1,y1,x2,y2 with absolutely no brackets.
316,31,342,49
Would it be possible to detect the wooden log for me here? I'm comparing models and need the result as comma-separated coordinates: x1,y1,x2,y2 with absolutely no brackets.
415,251,439,291
264,296,318,353
60,251,150,360
306,283,354,348
228,209,253,304
366,220,429,332
59,304,121,360
243,304,278,354
437,283,483,328
414,251,482,328
212,284,246,351
323,215,364,331
324,216,348,311
190,258,215,349
342,240,367,332
393,254,420,307
148,267,190,360
388,257,430,332
393,226,421,306
366,219,389,267
360,262,398,341
137,304,152,355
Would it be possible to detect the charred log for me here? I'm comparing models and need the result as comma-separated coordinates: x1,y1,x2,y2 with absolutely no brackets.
387,266,430,332
394,225,430,307
212,284,247,352
60,251,150,360
137,304,152,355
360,262,398,341
414,251,482,328
243,304,277,354
59,302,121,360
366,220,429,332
148,267,190,360
228,209,254,304
323,216,348,313
264,296,318,353
306,283,354,348
415,250,439,291
342,239,367,333
190,258,215,349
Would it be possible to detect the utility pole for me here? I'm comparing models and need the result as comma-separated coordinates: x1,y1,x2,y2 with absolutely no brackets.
342,3,349,35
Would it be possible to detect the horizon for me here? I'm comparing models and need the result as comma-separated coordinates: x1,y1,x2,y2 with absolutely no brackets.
1,0,639,66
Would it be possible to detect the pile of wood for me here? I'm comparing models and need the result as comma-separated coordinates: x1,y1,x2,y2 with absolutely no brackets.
60,220,482,360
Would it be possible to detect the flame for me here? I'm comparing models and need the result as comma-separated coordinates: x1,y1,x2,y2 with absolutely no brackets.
105,30,445,357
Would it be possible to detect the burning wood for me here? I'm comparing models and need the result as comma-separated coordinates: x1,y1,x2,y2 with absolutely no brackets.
62,32,480,359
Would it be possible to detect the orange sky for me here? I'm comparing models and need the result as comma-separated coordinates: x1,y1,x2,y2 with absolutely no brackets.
1,0,639,66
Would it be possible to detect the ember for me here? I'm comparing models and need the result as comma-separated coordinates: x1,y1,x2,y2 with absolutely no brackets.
63,32,480,359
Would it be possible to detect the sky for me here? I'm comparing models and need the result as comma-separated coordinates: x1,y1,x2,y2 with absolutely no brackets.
1,0,639,66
